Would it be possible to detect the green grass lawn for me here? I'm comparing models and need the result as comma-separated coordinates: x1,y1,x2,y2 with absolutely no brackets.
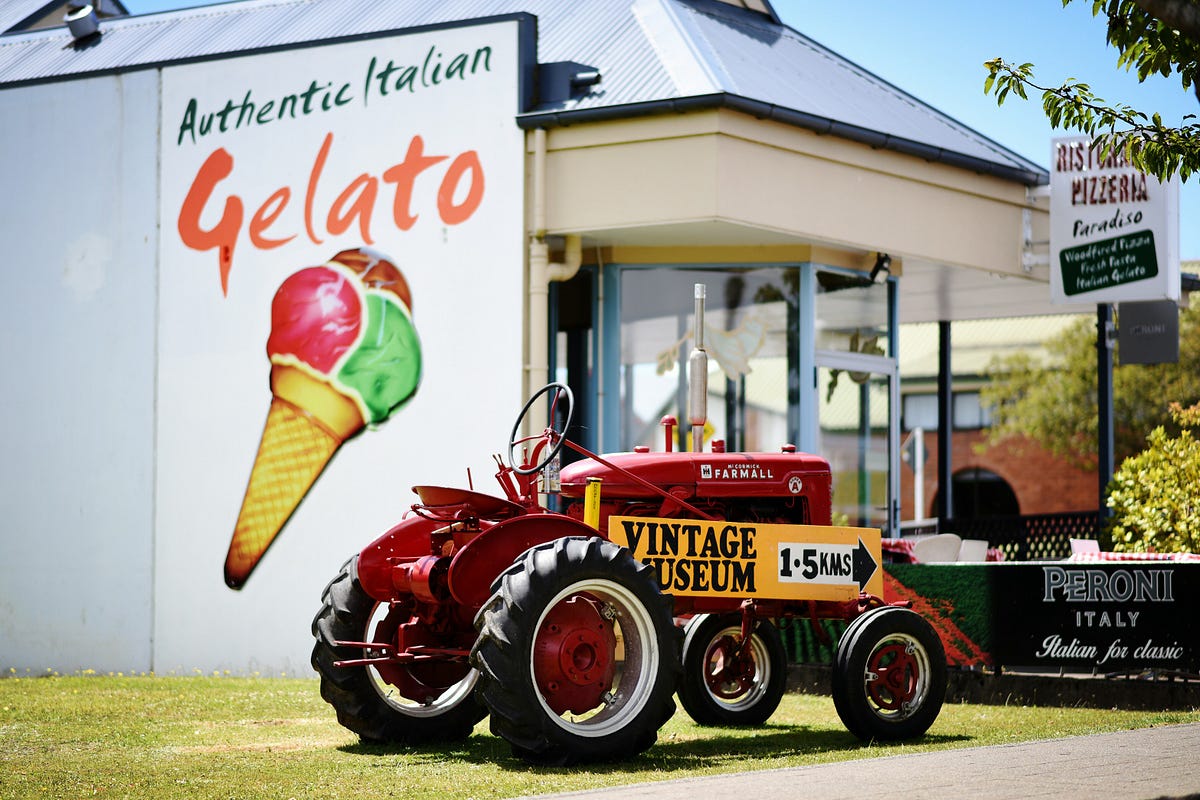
2,675,1197,800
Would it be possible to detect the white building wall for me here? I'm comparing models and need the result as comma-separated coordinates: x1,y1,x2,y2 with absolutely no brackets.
1,19,527,675
1,70,160,673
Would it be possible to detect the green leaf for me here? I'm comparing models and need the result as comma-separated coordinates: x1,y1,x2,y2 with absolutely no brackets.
985,1,1199,182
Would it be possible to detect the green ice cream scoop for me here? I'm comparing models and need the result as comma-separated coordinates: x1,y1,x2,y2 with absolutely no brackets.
336,291,422,424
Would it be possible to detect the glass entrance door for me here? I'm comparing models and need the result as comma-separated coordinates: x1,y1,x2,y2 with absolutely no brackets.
810,268,898,533
815,359,897,530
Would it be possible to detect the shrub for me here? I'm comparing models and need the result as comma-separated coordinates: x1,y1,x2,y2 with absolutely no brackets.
1106,402,1200,553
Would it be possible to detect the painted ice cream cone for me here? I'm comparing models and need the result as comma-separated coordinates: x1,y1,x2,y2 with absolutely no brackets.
224,248,421,589
223,365,364,587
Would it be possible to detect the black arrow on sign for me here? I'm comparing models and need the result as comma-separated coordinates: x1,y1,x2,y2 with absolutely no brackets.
853,537,878,591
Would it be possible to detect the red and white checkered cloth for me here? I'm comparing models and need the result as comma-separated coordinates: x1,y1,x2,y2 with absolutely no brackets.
1067,550,1200,563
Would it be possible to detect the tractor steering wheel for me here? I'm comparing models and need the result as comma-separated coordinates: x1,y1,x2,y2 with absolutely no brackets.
509,382,575,476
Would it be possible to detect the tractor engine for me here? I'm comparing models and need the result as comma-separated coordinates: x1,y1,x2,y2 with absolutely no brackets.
557,437,834,530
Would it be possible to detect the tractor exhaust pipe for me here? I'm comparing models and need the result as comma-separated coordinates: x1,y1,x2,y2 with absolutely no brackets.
688,283,708,453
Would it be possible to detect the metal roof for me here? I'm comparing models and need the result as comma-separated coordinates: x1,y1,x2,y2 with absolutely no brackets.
1,1,65,32
0,0,1047,185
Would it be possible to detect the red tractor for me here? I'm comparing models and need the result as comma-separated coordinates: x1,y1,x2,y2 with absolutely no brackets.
312,288,946,764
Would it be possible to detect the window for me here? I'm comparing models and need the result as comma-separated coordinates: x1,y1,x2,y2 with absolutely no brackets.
902,391,992,431
617,267,796,452
953,392,992,430
902,394,937,431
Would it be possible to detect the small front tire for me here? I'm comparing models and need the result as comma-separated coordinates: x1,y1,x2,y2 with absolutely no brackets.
831,606,946,741
678,614,786,726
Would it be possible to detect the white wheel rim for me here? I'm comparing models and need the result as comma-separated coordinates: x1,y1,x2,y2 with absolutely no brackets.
701,625,771,712
365,602,479,718
861,631,931,722
530,578,659,737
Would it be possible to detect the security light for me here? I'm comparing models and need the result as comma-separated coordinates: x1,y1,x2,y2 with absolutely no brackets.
870,252,891,284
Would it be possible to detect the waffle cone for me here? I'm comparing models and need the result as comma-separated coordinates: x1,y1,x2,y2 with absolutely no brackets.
224,367,365,589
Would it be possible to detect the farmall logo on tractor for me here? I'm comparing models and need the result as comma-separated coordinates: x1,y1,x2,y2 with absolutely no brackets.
610,516,883,601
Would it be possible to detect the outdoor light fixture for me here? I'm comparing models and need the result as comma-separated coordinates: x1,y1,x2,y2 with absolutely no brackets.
571,69,602,91
65,4,100,40
537,61,602,104
870,252,891,284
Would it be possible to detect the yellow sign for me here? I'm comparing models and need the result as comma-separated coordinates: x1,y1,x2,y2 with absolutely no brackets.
609,516,883,602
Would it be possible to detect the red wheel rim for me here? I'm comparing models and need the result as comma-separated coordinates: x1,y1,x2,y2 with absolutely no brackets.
865,641,920,711
703,634,754,699
364,603,477,715
533,596,617,715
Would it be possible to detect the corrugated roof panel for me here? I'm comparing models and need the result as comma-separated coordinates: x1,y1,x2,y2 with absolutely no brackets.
0,33,64,83
561,10,674,110
0,0,1046,183
606,31,676,106
538,3,607,60
671,0,1036,175
1,1,57,33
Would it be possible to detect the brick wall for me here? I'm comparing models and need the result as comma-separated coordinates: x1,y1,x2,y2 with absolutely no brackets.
900,429,1097,519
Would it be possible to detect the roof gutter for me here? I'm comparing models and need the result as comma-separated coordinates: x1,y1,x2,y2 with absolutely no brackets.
517,92,1049,187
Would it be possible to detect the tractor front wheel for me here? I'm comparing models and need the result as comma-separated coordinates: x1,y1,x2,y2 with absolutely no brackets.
678,614,786,726
311,557,485,743
471,537,680,764
831,606,946,741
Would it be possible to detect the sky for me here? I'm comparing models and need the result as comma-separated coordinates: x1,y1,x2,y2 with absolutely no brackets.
773,0,1198,259
121,0,1197,258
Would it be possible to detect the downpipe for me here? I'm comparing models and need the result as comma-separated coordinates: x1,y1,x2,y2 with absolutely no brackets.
526,126,582,438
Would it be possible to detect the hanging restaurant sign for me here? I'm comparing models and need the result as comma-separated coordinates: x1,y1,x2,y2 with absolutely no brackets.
1049,135,1180,305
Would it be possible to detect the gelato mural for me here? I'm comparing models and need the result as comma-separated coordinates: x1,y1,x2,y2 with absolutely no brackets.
153,18,529,670
226,248,422,588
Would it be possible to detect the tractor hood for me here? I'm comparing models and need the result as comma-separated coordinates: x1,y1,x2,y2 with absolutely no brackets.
558,449,831,501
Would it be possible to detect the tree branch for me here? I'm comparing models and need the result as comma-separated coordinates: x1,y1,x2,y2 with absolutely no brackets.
984,58,1200,180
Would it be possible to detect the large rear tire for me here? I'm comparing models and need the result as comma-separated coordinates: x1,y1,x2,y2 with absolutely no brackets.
311,557,485,743
831,606,946,741
471,537,680,764
677,613,786,727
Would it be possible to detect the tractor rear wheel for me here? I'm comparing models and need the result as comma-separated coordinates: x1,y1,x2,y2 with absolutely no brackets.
471,537,680,764
678,614,786,726
311,557,485,743
831,606,946,741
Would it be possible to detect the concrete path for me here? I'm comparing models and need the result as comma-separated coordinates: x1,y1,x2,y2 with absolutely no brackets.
524,723,1200,800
